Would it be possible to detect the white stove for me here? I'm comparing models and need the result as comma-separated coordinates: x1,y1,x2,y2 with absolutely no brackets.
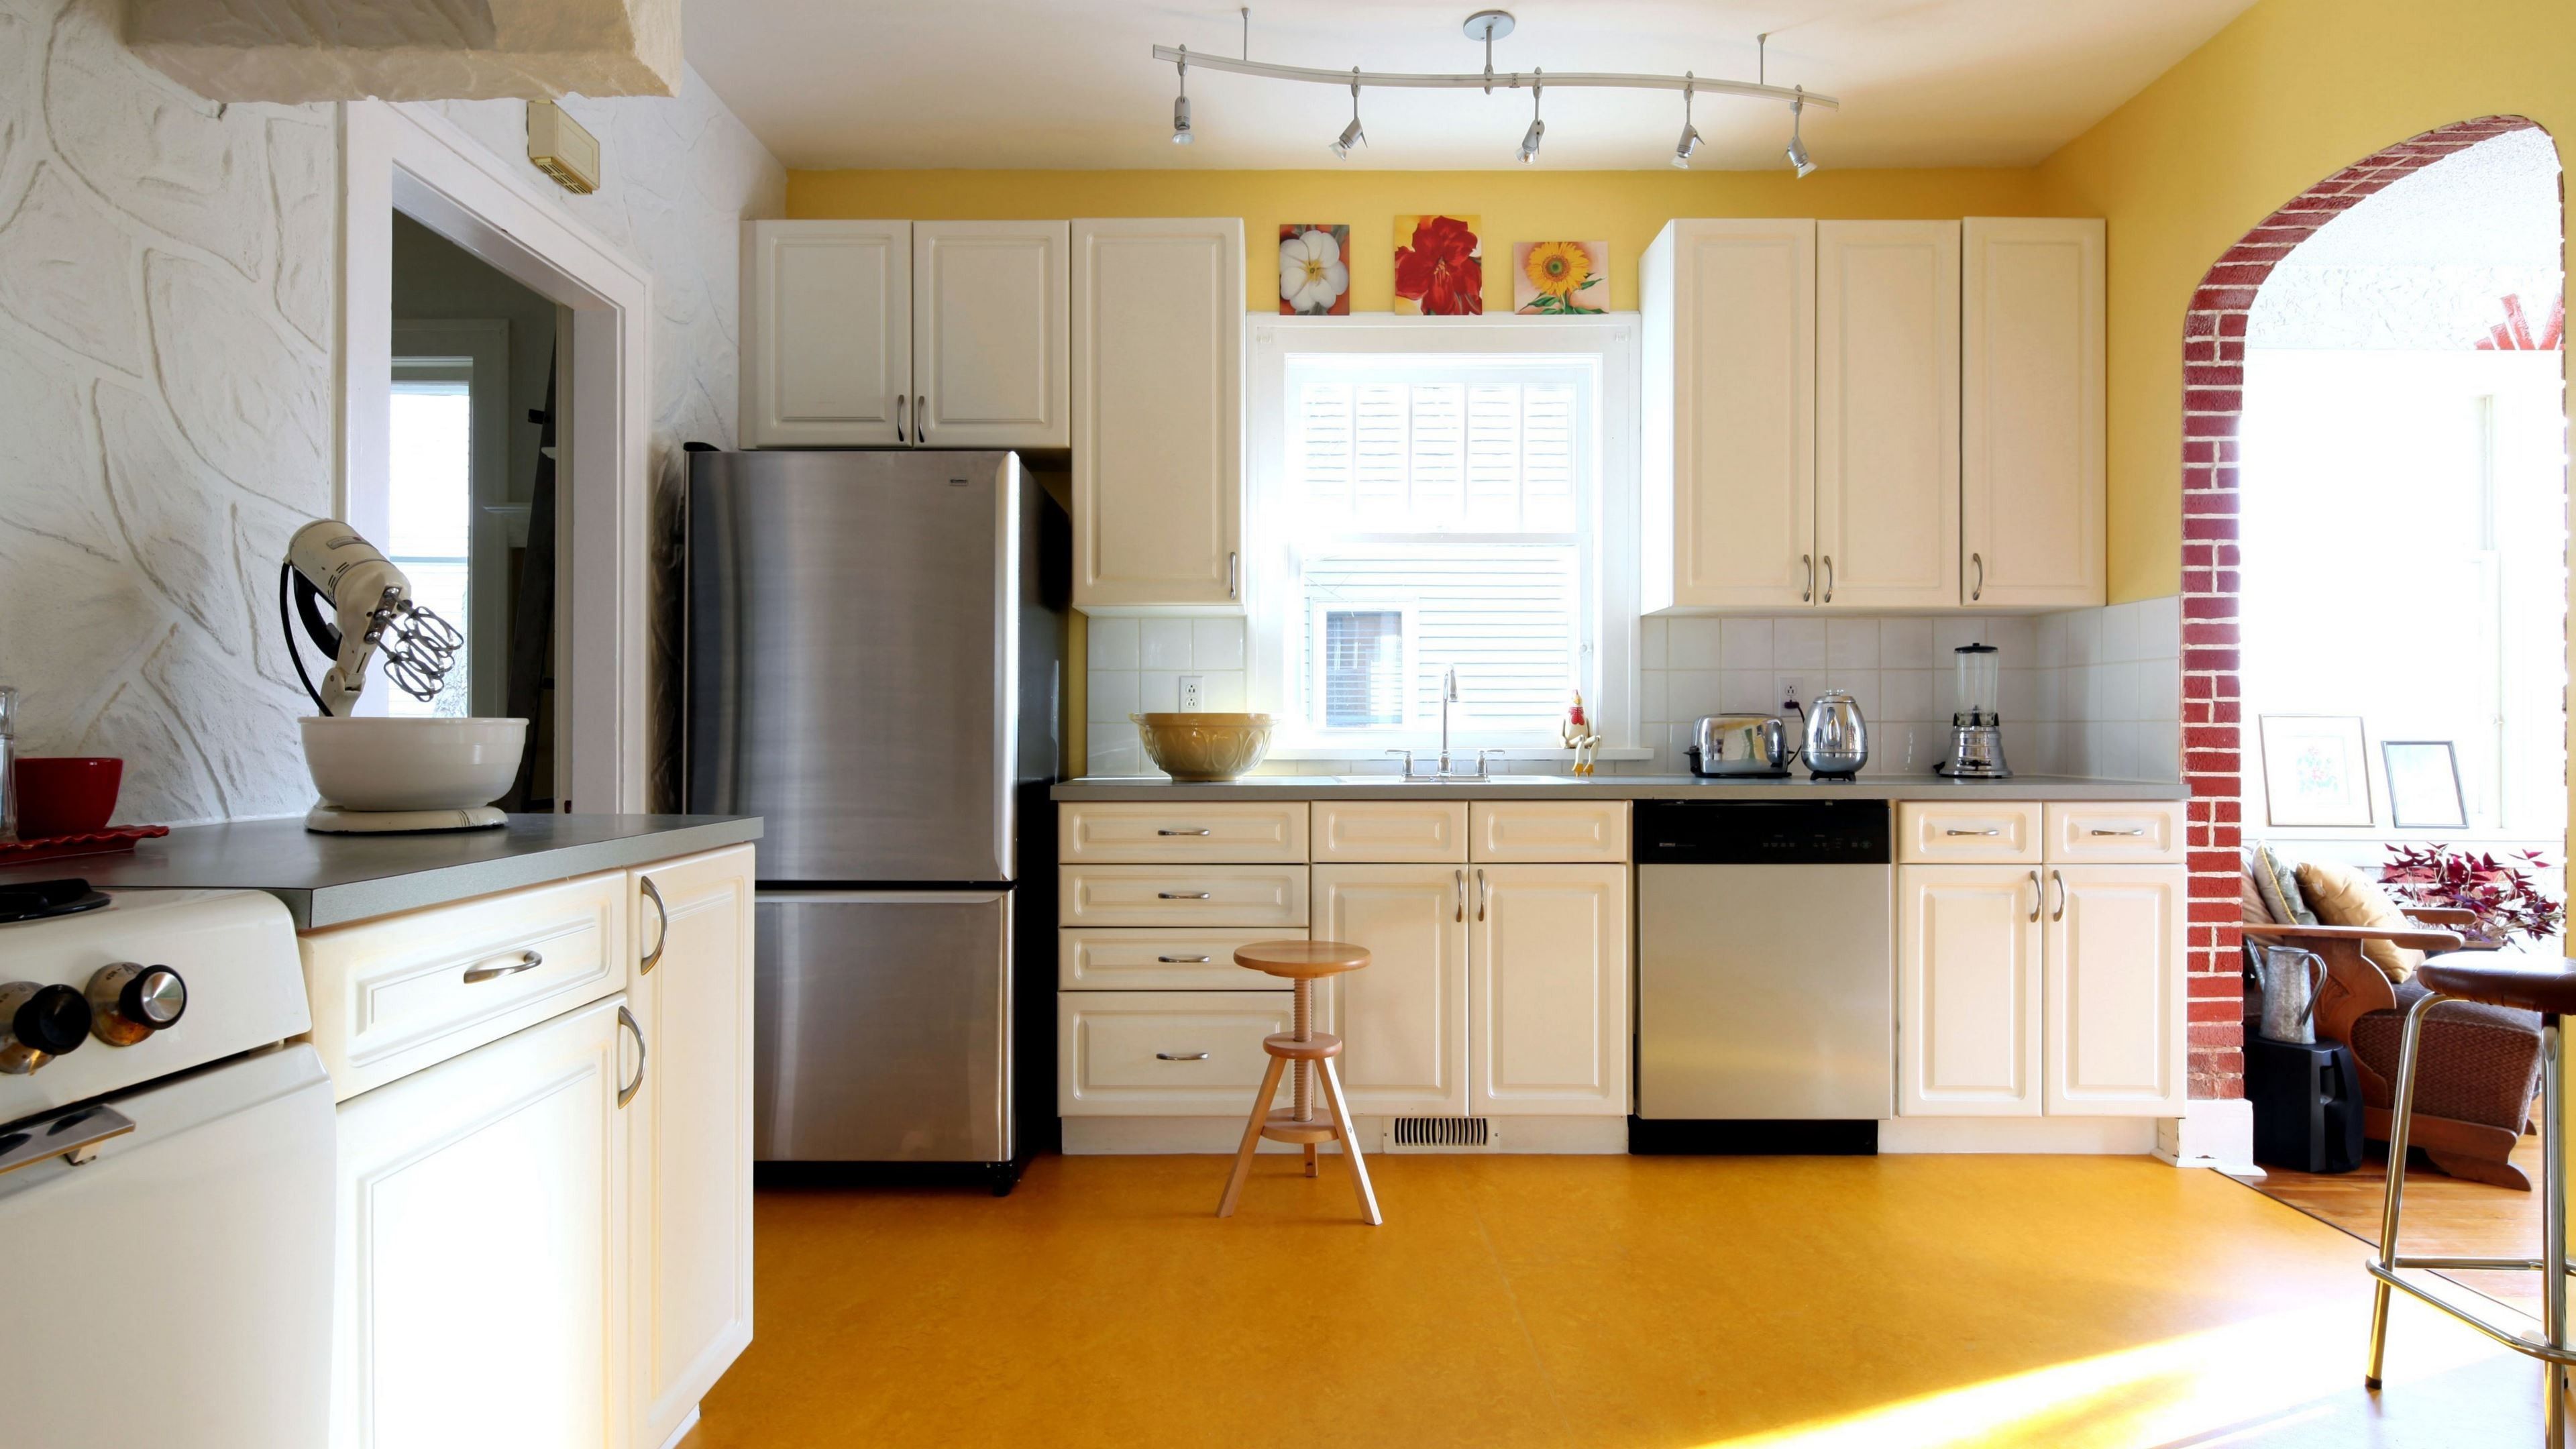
0,878,333,1449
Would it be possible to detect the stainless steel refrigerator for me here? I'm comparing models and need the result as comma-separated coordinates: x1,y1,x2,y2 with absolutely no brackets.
686,449,1066,1190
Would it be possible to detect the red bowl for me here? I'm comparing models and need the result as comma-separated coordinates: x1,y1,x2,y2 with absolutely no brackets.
15,757,122,839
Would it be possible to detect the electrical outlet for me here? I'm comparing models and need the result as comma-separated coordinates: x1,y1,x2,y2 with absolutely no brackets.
1179,675,1203,711
1778,677,1805,708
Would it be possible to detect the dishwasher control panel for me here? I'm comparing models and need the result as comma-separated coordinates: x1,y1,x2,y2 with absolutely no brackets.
1633,800,1892,865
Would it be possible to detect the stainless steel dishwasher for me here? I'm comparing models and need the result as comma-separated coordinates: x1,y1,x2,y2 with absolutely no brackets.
1634,799,1894,1148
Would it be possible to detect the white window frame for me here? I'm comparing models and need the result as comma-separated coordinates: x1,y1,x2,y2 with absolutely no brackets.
1245,313,1642,761
1307,597,1421,735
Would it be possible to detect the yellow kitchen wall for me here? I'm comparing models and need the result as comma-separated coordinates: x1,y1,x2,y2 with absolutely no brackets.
2032,0,2573,604
787,167,2057,313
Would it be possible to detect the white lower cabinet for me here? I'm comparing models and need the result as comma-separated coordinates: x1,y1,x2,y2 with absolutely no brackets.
1898,865,2042,1116
2046,865,2188,1114
1470,865,1629,1115
1312,865,1470,1116
333,995,630,1449
1059,990,1299,1113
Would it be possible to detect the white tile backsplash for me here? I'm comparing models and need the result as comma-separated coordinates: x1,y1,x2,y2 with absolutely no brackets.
1826,618,1882,669
1774,616,1828,669
1721,618,1774,669
1191,618,1246,670
1669,616,1725,669
1139,618,1195,670
1089,617,1140,671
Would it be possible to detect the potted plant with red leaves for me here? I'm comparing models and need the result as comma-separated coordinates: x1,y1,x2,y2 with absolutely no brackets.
2380,844,2564,950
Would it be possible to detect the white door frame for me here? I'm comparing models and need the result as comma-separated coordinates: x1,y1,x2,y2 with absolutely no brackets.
341,99,651,813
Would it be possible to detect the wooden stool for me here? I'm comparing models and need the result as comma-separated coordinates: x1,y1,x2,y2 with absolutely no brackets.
2367,953,2576,1445
1216,941,1381,1226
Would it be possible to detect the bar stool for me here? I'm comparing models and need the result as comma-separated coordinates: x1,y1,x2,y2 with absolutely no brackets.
1216,940,1381,1226
2367,953,2576,1444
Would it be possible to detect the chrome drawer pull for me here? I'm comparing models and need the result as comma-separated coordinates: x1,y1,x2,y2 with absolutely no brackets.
1945,828,2001,837
1157,828,1213,837
462,949,543,983
639,875,669,974
1157,954,1213,964
1157,891,1212,900
616,1005,647,1108
1156,1051,1211,1062
2090,828,2147,837
0,1104,135,1178
2027,870,2041,923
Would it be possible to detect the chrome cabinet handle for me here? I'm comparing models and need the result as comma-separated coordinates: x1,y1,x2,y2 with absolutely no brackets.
0,1103,134,1178
463,949,543,983
1970,552,1984,602
1945,828,2000,837
2050,869,2067,922
1228,551,1240,600
616,1005,647,1108
1453,869,1465,923
915,394,928,443
1156,1051,1211,1062
1158,891,1212,900
639,875,669,974
1474,868,1489,922
2027,869,2041,923
2090,828,2147,837
1821,555,1835,604
1157,954,1212,964
1157,828,1212,837
1801,554,1813,603
895,393,908,443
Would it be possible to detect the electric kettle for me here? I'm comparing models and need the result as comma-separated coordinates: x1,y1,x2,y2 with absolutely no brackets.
1801,690,1869,779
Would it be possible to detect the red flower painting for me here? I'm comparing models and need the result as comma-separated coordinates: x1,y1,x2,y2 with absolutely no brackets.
1394,213,1483,316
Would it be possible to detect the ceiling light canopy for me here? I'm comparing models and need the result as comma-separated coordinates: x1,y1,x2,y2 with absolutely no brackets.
1152,10,1835,172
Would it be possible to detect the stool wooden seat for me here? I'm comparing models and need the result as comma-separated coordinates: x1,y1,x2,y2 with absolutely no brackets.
1217,941,1381,1226
2368,953,2576,1444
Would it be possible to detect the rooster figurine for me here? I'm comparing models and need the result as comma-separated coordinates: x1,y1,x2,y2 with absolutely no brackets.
1559,690,1601,775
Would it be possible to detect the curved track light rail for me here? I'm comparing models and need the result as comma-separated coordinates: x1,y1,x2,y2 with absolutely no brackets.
1147,45,1839,109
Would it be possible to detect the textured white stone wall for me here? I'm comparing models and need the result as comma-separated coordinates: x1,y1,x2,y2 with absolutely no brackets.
0,0,782,825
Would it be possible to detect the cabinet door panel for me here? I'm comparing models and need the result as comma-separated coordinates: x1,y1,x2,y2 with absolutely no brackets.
627,847,755,1448
914,221,1069,447
1816,222,1959,610
743,219,910,447
1962,218,2106,608
335,997,627,1449
1073,218,1244,608
1311,865,1468,1116
1898,865,2042,1116
1471,865,1628,1115
2045,865,2186,1114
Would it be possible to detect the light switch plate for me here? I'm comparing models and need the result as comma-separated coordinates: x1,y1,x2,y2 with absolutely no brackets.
1179,675,1204,710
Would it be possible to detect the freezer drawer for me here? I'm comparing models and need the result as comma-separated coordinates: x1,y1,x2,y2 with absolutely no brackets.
754,891,1011,1163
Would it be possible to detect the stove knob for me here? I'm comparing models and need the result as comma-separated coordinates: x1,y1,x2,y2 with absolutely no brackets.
0,981,91,1074
85,963,188,1046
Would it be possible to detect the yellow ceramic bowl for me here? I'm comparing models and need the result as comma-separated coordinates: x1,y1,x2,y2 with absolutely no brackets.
1131,713,1275,782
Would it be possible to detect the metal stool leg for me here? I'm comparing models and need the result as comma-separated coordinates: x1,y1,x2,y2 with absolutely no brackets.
2545,1015,2569,1449
2369,991,2449,1389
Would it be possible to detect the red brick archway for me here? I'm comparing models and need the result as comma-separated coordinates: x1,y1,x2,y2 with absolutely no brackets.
2180,116,2547,1102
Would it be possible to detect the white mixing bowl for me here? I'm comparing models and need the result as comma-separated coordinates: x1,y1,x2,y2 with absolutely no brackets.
301,716,528,812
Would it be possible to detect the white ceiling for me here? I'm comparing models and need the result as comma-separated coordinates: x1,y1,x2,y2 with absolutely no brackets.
682,0,2261,172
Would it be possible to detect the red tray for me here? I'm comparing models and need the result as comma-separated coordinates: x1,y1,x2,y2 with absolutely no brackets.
0,824,170,863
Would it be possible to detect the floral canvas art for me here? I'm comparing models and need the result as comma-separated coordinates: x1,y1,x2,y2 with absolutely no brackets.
1513,240,1607,314
1279,225,1350,315
1393,214,1482,315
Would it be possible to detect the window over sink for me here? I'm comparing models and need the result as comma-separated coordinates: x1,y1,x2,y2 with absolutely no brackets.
1246,316,1639,757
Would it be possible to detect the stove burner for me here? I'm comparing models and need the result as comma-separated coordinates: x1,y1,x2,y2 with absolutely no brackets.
0,879,109,925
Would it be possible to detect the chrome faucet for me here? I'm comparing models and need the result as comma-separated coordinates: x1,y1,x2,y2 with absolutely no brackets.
1385,669,1491,780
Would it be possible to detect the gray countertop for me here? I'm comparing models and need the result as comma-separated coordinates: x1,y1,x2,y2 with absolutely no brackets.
0,814,763,928
1051,774,2189,802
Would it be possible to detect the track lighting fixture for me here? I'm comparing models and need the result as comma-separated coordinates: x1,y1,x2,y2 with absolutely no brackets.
1517,72,1543,164
1784,87,1815,177
1172,46,1192,144
1672,72,1702,168
1330,71,1364,158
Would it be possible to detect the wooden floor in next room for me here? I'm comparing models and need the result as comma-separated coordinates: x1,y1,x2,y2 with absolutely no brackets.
682,1154,2546,1449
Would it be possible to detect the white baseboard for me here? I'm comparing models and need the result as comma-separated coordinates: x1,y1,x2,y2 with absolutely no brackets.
2153,1097,2260,1176
1060,1115,1627,1155
1878,1116,2160,1155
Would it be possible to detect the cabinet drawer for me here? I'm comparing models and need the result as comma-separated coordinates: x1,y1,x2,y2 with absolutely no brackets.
1470,801,1630,863
1059,865,1309,928
2045,802,2187,863
1058,802,1307,863
1898,801,2042,863
1059,928,1307,991
301,871,629,1102
1312,801,1468,863
1059,990,1311,1115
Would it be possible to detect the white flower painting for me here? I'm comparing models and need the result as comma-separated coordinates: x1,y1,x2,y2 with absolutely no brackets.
1279,224,1350,315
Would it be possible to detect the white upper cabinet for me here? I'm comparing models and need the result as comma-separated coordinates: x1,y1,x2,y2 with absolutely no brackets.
1642,219,1816,611
1961,217,2106,608
1815,221,1960,610
912,221,1069,447
1073,217,1244,612
743,219,910,447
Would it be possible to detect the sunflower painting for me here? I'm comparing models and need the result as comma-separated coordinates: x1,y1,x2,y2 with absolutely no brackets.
1513,240,1608,315
1393,214,1482,316
1279,224,1350,315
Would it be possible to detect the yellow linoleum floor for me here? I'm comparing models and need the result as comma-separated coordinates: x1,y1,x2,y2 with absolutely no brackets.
686,1152,2548,1448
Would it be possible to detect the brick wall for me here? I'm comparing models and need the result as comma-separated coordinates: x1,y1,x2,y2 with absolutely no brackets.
2178,115,2542,1101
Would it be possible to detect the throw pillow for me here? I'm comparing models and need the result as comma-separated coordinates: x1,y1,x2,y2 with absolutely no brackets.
2239,859,2272,924
2297,859,2425,982
2254,845,2318,926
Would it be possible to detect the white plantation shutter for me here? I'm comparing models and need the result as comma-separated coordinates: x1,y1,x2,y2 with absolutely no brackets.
1286,360,1593,741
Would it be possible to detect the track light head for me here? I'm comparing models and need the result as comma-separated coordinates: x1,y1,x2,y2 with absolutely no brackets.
1785,89,1816,177
1331,74,1364,159
1173,48,1193,144
1517,72,1543,164
1672,123,1702,169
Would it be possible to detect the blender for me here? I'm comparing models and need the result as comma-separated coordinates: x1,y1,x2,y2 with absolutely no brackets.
1936,642,2012,778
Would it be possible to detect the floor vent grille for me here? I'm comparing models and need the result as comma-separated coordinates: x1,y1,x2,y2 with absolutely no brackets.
1389,1116,1493,1149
